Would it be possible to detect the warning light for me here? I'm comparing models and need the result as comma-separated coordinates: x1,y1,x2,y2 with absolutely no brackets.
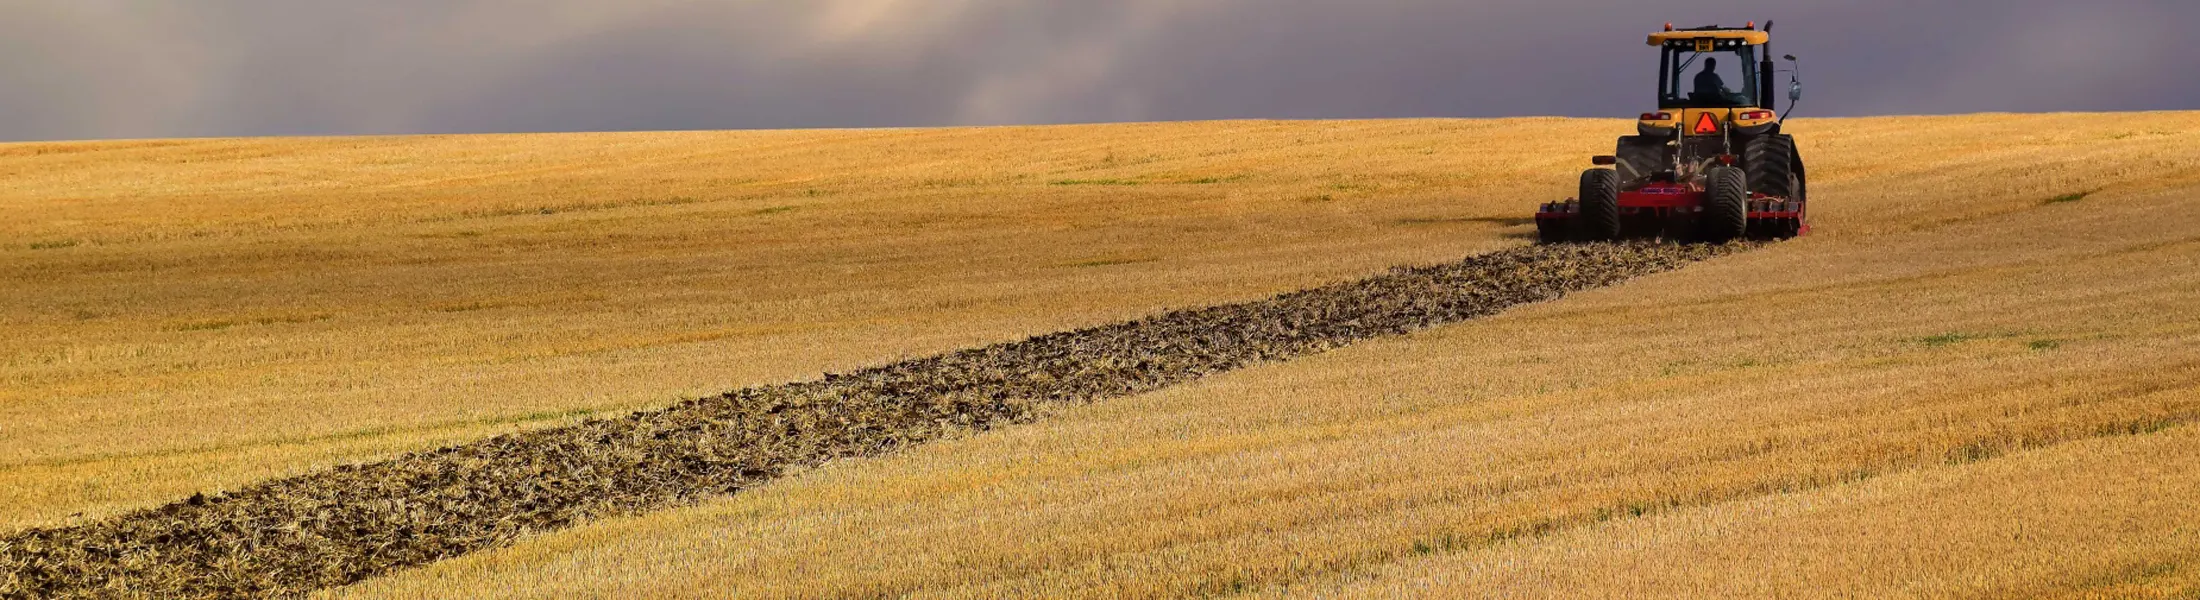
1747,21,1756,30
1692,113,1721,135
1665,22,1674,31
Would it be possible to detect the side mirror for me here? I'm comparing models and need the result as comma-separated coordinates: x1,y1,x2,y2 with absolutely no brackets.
1783,55,1804,103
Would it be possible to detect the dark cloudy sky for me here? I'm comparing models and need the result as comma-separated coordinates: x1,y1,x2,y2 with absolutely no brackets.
1,0,2194,142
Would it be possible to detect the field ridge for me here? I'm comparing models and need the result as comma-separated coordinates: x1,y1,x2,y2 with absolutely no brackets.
0,242,1738,600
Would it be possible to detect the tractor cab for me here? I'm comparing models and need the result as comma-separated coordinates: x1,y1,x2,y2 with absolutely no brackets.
1637,24,1789,138
1656,30,1762,109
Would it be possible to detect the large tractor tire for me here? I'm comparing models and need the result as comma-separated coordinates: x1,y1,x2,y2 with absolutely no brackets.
1744,134,1801,200
1576,168,1621,241
1615,136,1669,185
1699,166,1748,243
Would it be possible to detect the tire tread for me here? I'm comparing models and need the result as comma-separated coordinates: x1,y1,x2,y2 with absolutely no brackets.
1700,166,1748,243
1577,169,1621,241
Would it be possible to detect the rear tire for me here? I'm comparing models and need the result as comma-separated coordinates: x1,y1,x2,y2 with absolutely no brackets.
1577,169,1621,241
1744,134,1799,199
1615,136,1669,186
1699,166,1748,243
1745,134,1809,239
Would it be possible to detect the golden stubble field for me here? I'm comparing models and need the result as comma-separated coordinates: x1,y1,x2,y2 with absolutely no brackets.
4,119,1584,527
6,113,2200,598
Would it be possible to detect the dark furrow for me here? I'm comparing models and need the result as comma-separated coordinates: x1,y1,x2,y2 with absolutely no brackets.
0,242,1744,600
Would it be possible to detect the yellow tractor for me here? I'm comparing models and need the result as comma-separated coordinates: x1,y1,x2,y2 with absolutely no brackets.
1537,21,1808,243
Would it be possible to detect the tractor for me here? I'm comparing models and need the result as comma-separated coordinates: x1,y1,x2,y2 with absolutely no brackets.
1537,21,1809,244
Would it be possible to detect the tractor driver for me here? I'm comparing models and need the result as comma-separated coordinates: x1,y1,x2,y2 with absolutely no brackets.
1693,57,1730,100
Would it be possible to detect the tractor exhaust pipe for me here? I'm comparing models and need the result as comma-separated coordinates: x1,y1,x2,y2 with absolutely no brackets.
1759,20,1778,111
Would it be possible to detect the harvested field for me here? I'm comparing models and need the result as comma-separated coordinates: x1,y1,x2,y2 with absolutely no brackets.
7,112,2198,599
0,242,1740,599
0,119,1576,530
334,177,2200,600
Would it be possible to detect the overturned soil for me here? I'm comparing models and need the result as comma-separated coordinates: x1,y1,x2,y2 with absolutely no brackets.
0,242,1744,599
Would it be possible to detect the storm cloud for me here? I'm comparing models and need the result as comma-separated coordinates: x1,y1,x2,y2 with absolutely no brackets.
0,0,2194,142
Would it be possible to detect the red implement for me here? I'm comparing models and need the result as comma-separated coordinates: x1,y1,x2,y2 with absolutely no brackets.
1536,186,1807,242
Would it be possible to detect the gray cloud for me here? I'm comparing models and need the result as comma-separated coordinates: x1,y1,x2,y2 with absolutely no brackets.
0,0,2193,142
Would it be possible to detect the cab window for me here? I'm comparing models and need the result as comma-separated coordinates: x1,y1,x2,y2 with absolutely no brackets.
1659,41,1759,109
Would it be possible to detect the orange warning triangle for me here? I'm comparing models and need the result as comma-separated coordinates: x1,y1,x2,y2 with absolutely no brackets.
1692,112,1721,135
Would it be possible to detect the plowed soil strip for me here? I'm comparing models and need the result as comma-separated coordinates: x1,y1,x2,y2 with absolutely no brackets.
0,242,1742,599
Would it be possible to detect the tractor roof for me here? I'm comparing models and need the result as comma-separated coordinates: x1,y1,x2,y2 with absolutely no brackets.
1647,28,1769,46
